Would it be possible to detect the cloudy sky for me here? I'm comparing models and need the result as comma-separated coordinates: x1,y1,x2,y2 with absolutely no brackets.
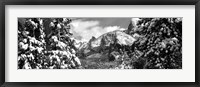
70,18,131,42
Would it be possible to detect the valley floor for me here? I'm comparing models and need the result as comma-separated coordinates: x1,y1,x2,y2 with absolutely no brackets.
79,54,121,69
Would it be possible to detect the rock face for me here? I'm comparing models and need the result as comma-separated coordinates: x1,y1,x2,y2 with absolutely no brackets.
74,40,90,57
75,30,137,64
88,30,136,52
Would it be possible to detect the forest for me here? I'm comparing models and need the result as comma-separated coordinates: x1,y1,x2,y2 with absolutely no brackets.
18,18,182,69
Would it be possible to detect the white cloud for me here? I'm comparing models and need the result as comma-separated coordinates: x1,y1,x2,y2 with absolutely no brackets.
70,19,125,42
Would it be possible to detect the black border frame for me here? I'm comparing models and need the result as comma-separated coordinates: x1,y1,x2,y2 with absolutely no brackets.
0,0,200,87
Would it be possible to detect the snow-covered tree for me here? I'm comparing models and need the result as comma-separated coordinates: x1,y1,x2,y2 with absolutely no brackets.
128,18,182,69
18,18,46,69
18,18,82,69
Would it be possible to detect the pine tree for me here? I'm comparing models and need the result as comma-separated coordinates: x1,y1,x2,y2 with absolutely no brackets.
18,18,46,69
46,18,81,69
18,18,82,69
129,18,182,69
